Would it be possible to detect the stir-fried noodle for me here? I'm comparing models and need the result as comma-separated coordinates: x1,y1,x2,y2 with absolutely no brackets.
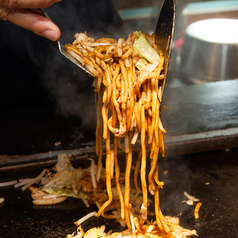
64,31,197,238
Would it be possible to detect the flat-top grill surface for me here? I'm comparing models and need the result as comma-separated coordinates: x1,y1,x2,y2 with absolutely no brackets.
1,148,238,237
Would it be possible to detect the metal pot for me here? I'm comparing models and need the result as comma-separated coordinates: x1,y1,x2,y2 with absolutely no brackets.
179,18,238,84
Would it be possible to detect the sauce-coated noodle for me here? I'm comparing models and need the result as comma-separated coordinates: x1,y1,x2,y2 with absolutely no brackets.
66,32,197,238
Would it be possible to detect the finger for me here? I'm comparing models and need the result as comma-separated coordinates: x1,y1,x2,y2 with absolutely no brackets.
0,0,62,9
3,8,61,40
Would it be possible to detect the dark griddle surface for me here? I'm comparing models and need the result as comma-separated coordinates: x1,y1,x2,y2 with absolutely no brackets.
1,80,238,157
1,148,238,238
0,106,96,156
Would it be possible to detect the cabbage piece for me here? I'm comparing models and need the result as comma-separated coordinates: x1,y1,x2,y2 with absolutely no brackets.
54,153,75,172
42,187,88,199
133,36,160,63
43,168,81,189
135,58,159,72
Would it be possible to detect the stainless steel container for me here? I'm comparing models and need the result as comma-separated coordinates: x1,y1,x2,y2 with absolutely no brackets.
179,18,238,84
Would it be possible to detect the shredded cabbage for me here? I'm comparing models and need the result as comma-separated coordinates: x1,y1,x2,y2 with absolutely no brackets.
133,36,160,63
42,187,88,199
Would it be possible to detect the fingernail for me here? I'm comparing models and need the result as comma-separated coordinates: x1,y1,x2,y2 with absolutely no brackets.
42,30,59,41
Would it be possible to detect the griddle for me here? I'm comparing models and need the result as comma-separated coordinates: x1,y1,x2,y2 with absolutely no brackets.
1,0,237,235
0,79,238,157
0,148,238,237
0,78,238,237
0,80,238,238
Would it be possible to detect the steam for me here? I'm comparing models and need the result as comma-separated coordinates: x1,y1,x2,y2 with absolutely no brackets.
160,157,192,215
40,0,124,135
40,0,165,143
42,51,97,132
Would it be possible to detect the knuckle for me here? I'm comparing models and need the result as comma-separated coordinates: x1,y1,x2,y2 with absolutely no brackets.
42,0,55,8
37,0,51,8
28,21,45,36
5,0,19,8
29,23,38,34
0,8,11,21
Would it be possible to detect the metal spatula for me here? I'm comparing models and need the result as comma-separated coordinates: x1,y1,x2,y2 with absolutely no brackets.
155,0,175,95
39,0,175,81
39,8,95,78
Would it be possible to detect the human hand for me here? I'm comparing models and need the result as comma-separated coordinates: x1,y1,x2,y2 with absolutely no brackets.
0,0,61,40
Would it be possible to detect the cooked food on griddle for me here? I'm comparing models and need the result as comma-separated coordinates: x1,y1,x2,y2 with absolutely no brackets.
23,31,198,237
64,31,197,237
0,197,4,204
194,202,202,220
65,31,167,228
25,153,149,220
67,222,197,238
